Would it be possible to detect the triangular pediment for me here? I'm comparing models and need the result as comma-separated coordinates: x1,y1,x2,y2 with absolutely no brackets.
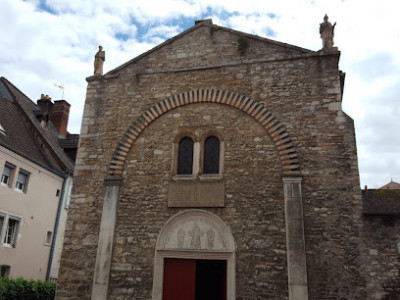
107,19,314,76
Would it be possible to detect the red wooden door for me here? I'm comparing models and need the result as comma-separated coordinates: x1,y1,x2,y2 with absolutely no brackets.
163,258,196,300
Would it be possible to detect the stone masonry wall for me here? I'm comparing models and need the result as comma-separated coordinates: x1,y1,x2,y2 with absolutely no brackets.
360,216,400,300
56,22,398,299
109,103,286,299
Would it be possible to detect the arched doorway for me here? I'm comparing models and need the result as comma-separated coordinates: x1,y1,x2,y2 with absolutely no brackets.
152,210,235,300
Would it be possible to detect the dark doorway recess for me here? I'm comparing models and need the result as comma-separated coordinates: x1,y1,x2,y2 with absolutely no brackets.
163,258,227,300
195,259,226,300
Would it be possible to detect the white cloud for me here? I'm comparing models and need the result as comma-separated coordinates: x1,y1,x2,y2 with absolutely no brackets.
142,24,182,41
0,0,399,188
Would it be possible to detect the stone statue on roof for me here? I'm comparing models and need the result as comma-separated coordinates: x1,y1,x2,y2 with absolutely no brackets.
320,14,336,49
94,46,105,75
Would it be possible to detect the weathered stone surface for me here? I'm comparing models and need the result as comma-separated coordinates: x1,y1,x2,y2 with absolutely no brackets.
168,180,225,207
56,21,399,300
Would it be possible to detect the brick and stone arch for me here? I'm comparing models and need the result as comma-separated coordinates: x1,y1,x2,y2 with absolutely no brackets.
108,88,301,177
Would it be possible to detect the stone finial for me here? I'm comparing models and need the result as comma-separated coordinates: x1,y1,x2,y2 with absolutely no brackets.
94,45,105,75
319,14,336,50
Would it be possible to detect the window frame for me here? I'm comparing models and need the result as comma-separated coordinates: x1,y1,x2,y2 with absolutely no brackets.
44,230,53,246
3,216,20,247
202,135,221,175
172,130,224,180
0,265,10,278
0,123,5,135
177,137,195,175
0,213,5,242
1,162,15,187
15,169,30,193
198,131,224,180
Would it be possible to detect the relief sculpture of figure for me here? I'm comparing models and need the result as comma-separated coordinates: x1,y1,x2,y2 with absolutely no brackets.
189,222,203,249
207,229,215,250
94,45,105,75
177,228,185,248
320,14,336,49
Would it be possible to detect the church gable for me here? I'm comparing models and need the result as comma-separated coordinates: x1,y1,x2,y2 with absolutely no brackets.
57,16,400,300
108,19,313,76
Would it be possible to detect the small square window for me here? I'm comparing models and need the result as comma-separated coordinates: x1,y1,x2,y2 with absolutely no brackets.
0,265,10,277
15,169,29,193
4,217,20,247
1,163,15,187
44,230,53,246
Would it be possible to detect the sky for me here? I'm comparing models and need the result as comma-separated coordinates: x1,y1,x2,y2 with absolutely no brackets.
0,0,399,188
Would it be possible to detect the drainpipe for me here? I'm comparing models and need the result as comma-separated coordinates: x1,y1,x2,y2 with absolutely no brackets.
46,172,70,281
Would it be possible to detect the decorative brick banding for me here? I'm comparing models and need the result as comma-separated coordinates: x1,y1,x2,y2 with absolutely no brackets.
108,89,300,176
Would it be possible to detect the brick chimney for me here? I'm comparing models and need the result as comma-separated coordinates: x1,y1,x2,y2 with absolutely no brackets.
50,100,70,138
37,94,54,127
37,94,53,113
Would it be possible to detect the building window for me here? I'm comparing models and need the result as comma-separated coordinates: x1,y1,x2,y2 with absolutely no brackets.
0,214,4,240
203,136,220,174
0,123,5,135
44,230,53,246
173,132,223,179
1,163,15,187
0,265,10,277
177,137,194,175
4,217,20,247
15,169,29,193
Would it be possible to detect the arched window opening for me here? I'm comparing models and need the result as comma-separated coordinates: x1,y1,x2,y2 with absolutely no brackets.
177,137,194,174
203,136,220,174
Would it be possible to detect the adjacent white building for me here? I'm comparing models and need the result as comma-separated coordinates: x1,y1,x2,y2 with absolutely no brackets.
0,77,77,280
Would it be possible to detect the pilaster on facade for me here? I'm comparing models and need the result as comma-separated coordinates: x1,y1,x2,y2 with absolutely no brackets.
282,176,308,300
91,177,123,300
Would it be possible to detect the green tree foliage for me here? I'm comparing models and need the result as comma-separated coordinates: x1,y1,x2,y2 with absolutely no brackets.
0,277,56,300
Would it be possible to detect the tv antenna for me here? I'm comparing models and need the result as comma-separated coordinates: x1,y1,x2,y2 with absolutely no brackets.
53,83,65,100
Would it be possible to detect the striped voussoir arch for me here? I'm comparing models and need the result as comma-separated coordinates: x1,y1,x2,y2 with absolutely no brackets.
108,88,300,176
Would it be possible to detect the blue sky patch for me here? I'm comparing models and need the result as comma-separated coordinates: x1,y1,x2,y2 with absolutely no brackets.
115,33,131,41
37,0,57,14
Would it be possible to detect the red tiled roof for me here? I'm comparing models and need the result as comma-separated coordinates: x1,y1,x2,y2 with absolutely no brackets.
379,181,400,190
0,77,74,173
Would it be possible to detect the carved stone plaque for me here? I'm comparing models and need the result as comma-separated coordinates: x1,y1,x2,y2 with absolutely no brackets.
168,180,225,207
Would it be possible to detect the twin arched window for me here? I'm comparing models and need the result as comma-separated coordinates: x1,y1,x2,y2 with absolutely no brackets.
177,136,220,175
177,137,194,174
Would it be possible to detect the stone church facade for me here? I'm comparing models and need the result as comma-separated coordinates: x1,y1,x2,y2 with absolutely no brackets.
56,20,400,300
